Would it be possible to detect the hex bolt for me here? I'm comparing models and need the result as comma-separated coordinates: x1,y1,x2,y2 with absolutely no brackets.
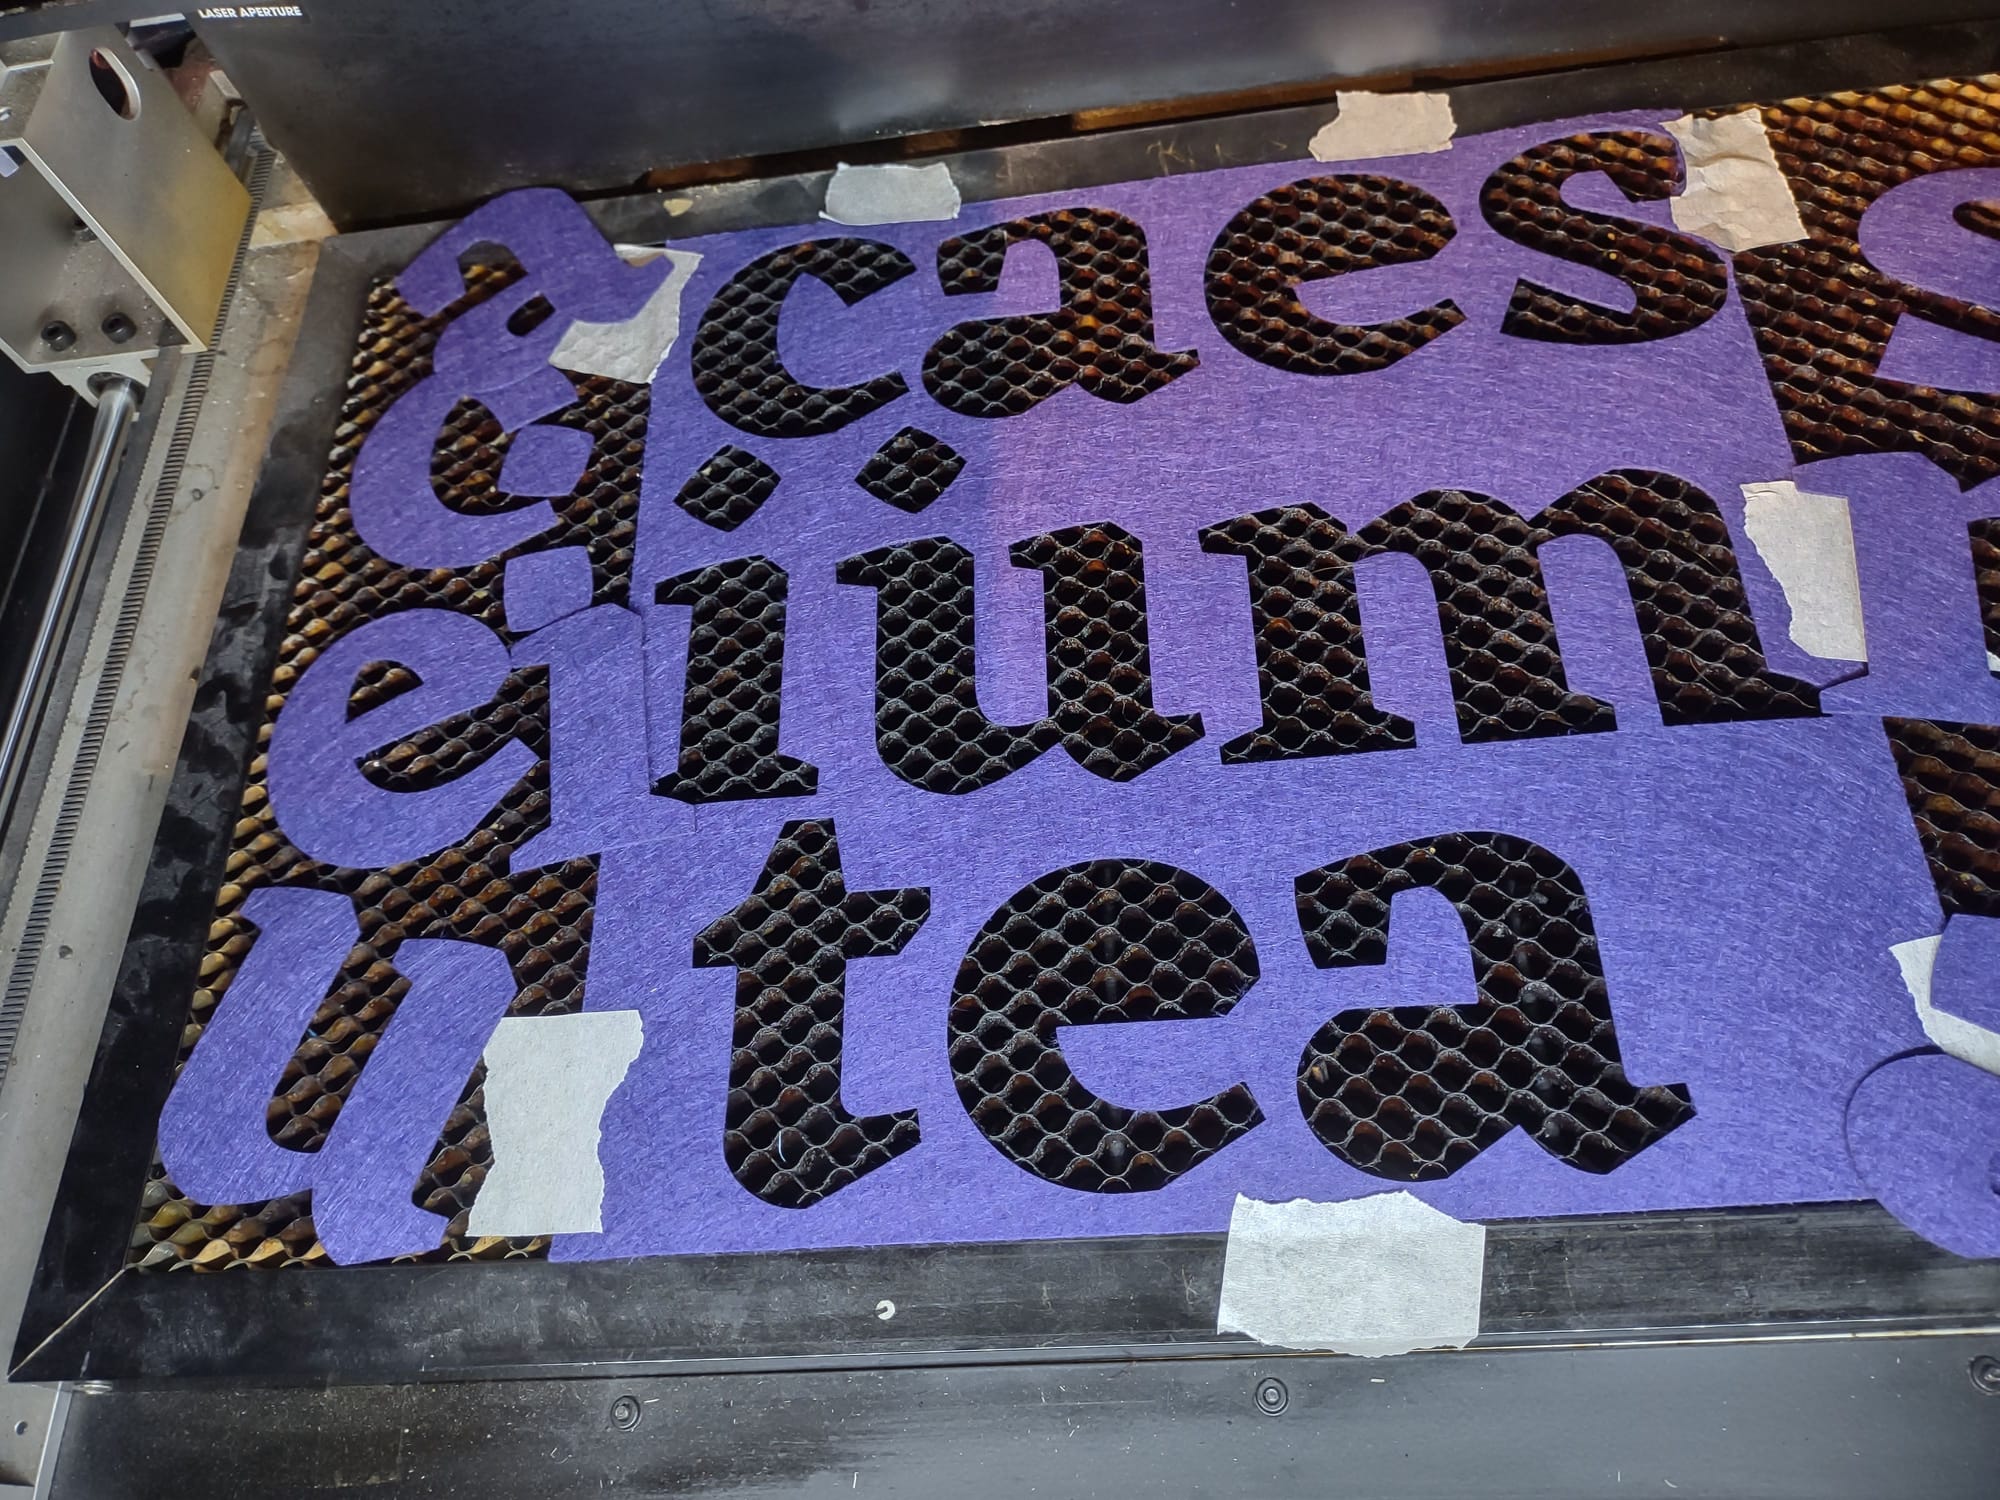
1254,1376,1289,1415
1970,1355,2000,1395
610,1394,643,1431
101,312,136,345
40,321,75,351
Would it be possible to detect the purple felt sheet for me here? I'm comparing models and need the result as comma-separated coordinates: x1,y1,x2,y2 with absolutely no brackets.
497,423,594,499
1859,169,2000,398
179,114,2000,1261
1931,914,2000,1034
157,887,359,1206
348,366,581,570
159,894,520,1264
268,608,537,870
1811,453,2000,723
631,111,1857,713
579,114,1984,1256
349,187,664,571
403,188,665,384
504,544,595,633
1846,1051,2000,1258
509,601,659,870
572,712,1940,1258
311,937,517,1264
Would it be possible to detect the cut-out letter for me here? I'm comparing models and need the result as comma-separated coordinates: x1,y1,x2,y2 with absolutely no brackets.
1012,522,1204,780
1294,831,1694,1181
1200,503,1416,761
694,819,930,1207
653,557,818,803
1206,174,1464,375
692,238,915,437
950,858,1263,1191
1356,491,1617,743
924,207,1198,417
1541,470,1820,723
1480,130,1729,345
267,610,537,869
836,537,1059,793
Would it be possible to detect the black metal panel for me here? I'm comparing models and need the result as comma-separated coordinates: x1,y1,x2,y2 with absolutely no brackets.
20,1202,2000,1384
0,358,85,724
195,0,2000,227
48,1335,2000,1499
0,0,157,43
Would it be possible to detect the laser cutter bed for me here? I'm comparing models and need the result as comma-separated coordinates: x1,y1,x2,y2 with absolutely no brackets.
3,7,2000,1497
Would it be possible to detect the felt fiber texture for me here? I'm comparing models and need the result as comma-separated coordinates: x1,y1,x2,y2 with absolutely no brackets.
159,897,521,1266
350,188,664,569
496,422,594,498
509,602,661,870
310,937,519,1264
502,544,595,634
1812,454,2000,724
181,118,2000,1263
631,109,1844,720
1890,932,2000,1079
1932,914,2000,1035
348,366,580,570
267,608,537,869
157,887,360,1206
1859,169,2000,398
574,714,1939,1259
578,113,1981,1249
1845,1050,2000,1259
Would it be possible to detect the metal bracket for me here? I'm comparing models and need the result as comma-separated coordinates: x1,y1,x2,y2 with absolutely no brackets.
0,28,249,399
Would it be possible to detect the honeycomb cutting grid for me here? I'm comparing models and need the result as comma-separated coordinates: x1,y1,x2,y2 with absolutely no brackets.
673,443,780,531
1972,516,2000,662
856,426,966,513
692,237,915,437
834,536,1061,795
1477,129,1729,345
133,264,649,1270
1885,717,2000,919
141,77,2000,1270
924,207,1199,416
1294,832,1696,1181
694,820,931,1207
1741,77,2000,487
1357,490,1619,743
1198,503,1418,761
1205,172,1465,376
947,859,1264,1192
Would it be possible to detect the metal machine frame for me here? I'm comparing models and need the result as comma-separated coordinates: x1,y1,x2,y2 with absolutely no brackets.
13,19,2000,1495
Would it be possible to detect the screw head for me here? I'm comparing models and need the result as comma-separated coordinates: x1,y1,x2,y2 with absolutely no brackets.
610,1394,642,1431
1970,1356,2000,1395
40,321,75,351
1254,1376,1289,1415
101,312,135,345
